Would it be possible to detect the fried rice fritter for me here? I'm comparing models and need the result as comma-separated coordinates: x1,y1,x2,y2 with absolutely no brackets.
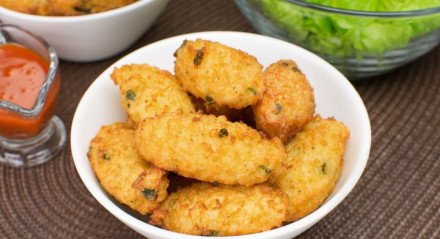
273,116,349,222
150,183,288,236
0,0,137,16
88,122,169,215
174,39,264,109
135,113,287,186
111,64,195,124
253,60,315,144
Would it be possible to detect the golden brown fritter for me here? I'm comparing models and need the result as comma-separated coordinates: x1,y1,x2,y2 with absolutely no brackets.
0,0,49,15
253,60,315,144
0,0,137,16
150,183,288,236
111,64,195,124
273,116,349,222
88,122,169,215
135,112,287,186
174,39,264,109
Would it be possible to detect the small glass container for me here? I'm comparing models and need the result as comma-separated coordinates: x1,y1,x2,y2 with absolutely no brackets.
0,24,66,167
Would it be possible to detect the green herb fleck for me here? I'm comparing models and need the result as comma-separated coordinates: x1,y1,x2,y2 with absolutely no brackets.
173,39,188,57
275,103,282,114
193,48,205,66
126,89,136,101
321,163,327,174
205,96,215,105
209,230,219,237
218,128,228,137
142,188,158,200
259,165,271,174
73,6,91,13
291,66,300,73
103,153,110,161
247,87,257,95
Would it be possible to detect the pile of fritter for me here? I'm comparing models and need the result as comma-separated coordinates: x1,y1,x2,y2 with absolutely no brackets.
88,39,350,236
0,0,137,16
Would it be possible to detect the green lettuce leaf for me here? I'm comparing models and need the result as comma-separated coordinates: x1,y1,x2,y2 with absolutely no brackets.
261,0,440,57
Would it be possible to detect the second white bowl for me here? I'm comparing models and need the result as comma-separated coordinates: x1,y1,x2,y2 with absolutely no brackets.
0,0,169,62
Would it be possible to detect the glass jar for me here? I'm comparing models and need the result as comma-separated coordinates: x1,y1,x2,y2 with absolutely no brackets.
0,24,66,167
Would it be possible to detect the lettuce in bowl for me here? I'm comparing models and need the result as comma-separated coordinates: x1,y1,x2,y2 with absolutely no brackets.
261,0,440,57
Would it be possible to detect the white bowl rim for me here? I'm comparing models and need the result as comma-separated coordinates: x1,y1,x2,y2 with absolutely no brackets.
71,31,371,239
0,0,161,22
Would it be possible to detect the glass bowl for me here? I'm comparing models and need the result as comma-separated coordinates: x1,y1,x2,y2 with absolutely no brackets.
235,0,440,79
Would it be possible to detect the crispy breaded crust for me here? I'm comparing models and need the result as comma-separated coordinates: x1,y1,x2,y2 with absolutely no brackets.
111,64,194,124
0,0,50,15
274,116,349,222
88,122,169,215
174,39,264,109
0,0,137,16
135,113,287,186
253,60,315,143
150,183,288,236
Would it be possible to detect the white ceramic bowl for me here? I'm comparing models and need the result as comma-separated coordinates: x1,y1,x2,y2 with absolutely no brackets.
0,0,169,62
71,31,371,239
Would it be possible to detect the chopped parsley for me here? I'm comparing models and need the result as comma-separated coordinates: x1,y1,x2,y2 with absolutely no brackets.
259,165,271,174
126,89,136,101
275,103,282,114
282,62,300,73
247,87,257,95
209,230,219,237
173,39,188,57
142,188,158,200
73,6,91,13
321,163,327,174
103,153,110,161
291,66,300,73
205,96,215,105
193,48,205,66
218,128,228,137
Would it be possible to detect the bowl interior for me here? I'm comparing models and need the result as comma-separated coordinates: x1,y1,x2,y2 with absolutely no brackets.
71,31,371,239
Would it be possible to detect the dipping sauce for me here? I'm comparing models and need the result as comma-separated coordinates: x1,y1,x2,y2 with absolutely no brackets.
0,43,60,139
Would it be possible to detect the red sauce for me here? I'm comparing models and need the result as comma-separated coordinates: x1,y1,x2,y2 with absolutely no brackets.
0,43,60,139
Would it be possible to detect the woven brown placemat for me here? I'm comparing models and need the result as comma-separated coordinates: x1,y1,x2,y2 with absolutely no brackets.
1,0,439,238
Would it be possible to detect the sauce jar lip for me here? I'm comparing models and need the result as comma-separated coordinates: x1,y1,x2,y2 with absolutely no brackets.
0,24,59,118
